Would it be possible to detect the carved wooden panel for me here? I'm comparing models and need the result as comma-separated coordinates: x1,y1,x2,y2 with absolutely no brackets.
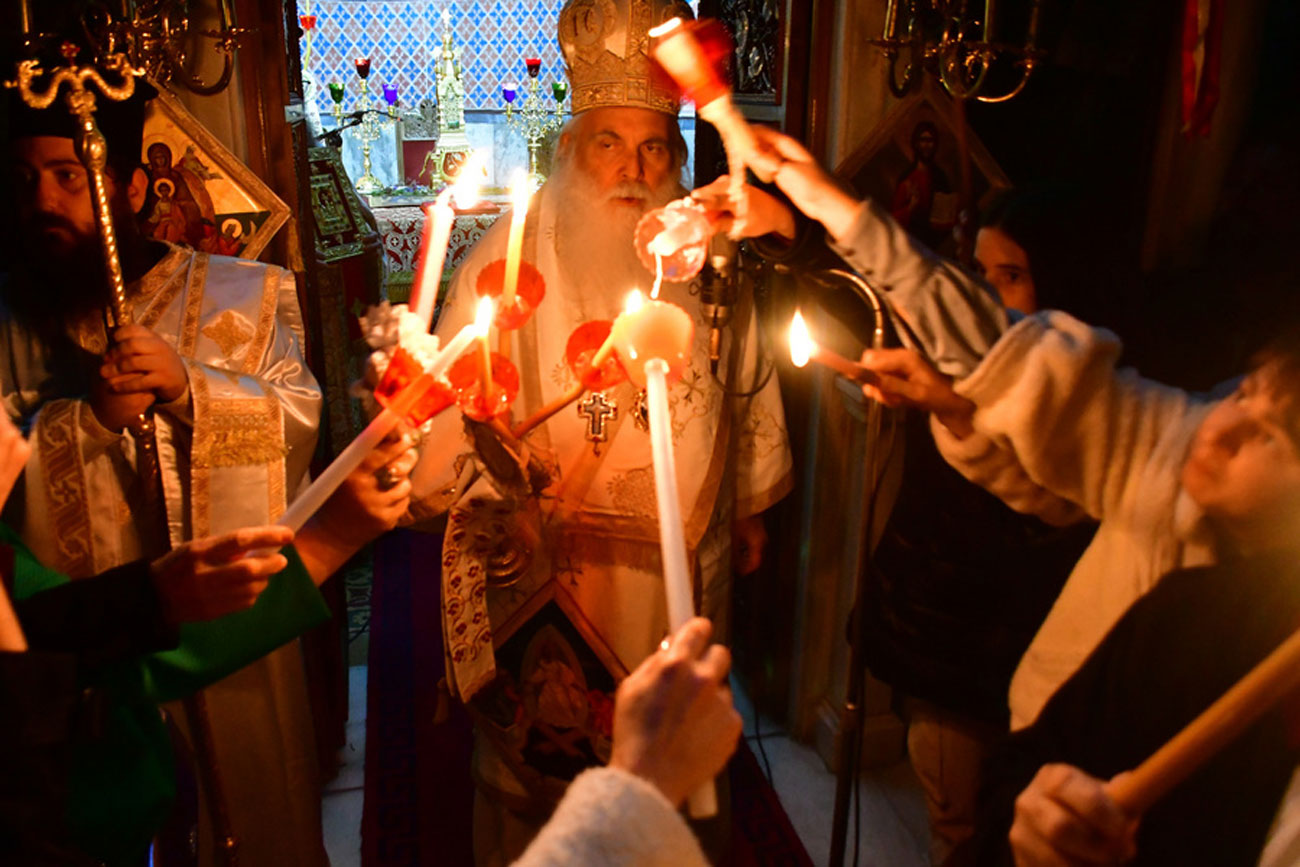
721,0,782,103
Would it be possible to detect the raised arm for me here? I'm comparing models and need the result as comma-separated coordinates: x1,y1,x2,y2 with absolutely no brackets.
717,127,1010,378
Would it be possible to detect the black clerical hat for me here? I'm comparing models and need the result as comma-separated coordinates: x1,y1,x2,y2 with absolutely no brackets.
2,67,158,180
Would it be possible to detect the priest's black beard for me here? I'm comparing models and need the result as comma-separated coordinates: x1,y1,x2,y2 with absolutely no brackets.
1,213,117,340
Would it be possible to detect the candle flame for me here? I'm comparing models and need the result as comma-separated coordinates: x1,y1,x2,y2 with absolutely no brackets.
649,17,683,38
474,297,495,337
789,309,815,368
510,168,531,211
450,151,486,209
624,289,645,314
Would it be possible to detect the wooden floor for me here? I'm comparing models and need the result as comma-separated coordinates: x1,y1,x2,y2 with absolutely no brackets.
322,667,932,867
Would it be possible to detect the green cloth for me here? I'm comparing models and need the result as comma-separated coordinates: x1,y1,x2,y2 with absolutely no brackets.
8,524,331,866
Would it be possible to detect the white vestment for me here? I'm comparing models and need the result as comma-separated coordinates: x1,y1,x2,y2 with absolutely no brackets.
413,184,792,811
1,243,327,866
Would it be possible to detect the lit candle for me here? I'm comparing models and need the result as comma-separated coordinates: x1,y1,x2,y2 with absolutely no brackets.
411,190,454,329
410,152,483,329
789,310,875,384
428,309,486,381
502,168,530,308
609,291,716,819
475,297,495,411
588,289,641,370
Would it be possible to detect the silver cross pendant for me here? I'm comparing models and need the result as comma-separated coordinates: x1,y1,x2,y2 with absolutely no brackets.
577,391,617,454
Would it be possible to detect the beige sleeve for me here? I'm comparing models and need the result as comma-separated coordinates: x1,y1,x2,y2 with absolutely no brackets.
933,312,1204,522
512,768,708,867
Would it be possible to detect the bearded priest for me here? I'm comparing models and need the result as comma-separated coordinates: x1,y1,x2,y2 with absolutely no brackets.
409,0,793,862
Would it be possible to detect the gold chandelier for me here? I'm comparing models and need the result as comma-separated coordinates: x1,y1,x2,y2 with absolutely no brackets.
871,0,1043,103
53,0,249,96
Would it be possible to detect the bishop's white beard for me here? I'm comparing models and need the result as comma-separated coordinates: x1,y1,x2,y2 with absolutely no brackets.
548,156,685,319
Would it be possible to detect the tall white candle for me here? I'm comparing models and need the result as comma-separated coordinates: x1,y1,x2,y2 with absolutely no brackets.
278,373,432,532
645,358,692,626
502,168,530,307
644,357,718,819
278,306,489,532
411,189,455,330
410,153,485,329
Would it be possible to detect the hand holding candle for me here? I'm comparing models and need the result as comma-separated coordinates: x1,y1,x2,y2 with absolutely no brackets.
609,291,717,818
278,308,488,532
278,368,436,533
650,17,778,236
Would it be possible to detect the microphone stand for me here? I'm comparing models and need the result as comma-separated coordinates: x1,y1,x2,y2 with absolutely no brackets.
805,269,886,867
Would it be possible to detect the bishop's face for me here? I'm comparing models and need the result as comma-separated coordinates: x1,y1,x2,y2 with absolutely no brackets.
567,107,678,215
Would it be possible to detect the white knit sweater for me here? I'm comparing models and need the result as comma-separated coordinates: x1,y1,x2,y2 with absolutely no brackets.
931,312,1220,729
513,768,708,867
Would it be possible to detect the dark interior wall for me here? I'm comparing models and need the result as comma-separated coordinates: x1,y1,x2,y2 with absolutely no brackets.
963,0,1299,390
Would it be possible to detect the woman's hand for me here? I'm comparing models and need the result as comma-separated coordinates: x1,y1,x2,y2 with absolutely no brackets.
857,348,976,438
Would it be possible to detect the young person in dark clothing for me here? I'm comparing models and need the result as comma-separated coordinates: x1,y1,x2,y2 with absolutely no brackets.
970,552,1300,866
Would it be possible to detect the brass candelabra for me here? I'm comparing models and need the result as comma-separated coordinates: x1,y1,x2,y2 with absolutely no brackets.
502,58,568,185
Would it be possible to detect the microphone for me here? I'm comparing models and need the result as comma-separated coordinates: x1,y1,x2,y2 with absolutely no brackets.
698,234,738,376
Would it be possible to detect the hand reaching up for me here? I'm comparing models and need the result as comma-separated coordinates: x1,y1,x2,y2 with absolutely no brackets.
690,176,796,241
609,618,742,807
749,127,863,242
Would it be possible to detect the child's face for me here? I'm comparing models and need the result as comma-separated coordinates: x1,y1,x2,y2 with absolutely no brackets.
1182,362,1300,549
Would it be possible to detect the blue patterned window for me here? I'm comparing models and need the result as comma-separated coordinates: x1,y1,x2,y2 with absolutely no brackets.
302,1,568,121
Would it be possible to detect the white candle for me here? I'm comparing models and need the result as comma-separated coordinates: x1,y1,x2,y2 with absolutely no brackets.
644,356,718,819
645,358,692,626
278,306,489,532
502,169,530,307
278,373,433,532
410,153,485,329
427,316,482,381
411,189,455,330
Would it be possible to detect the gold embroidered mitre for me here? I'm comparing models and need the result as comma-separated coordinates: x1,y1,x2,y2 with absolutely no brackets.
558,0,694,115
